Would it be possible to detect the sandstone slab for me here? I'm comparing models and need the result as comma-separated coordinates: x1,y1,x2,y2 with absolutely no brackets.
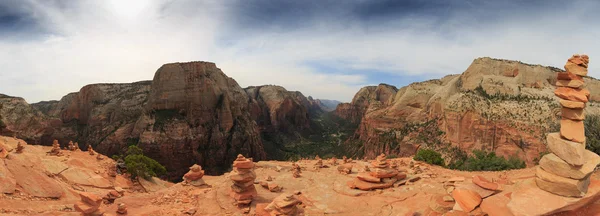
508,178,600,215
554,87,590,103
556,79,584,89
560,119,586,143
60,167,112,188
452,189,482,213
0,161,16,194
430,194,455,213
536,167,589,198
347,177,396,190
356,172,381,183
561,107,585,120
41,159,69,175
480,192,513,216
539,151,600,179
4,156,63,198
557,72,584,81
560,99,585,109
455,182,496,199
547,133,585,165
565,62,588,77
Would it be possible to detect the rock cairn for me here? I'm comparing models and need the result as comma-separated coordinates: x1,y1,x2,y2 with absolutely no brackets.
68,141,77,151
116,203,128,215
230,154,257,206
258,194,303,216
16,141,24,153
74,192,105,216
88,145,96,155
0,145,7,158
330,157,338,166
291,162,302,178
48,140,63,156
347,153,405,190
536,54,600,197
258,175,282,192
183,164,207,186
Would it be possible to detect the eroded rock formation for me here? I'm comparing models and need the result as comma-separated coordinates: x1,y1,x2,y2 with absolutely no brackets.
337,57,600,164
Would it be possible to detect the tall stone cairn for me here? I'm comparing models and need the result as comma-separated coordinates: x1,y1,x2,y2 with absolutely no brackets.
536,54,600,197
229,154,258,206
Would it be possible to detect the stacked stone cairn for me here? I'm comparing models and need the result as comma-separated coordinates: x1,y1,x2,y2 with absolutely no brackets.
536,54,600,198
347,153,406,190
68,141,77,151
230,154,257,206
291,162,302,178
16,141,24,153
48,139,63,156
88,145,97,155
74,192,105,216
183,164,207,186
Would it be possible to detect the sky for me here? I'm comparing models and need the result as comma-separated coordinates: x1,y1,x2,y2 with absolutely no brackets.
0,0,599,103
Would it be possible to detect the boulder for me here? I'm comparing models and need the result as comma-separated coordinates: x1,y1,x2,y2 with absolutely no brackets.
536,167,589,198
561,107,584,121
554,87,590,103
539,151,600,179
546,133,585,166
452,189,482,213
560,99,585,109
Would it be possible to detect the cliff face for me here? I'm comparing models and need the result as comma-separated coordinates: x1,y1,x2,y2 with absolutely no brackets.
0,94,50,143
334,84,398,123
344,57,600,166
245,85,312,134
130,62,266,179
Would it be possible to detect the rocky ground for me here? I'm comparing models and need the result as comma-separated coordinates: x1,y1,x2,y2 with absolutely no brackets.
2,135,600,216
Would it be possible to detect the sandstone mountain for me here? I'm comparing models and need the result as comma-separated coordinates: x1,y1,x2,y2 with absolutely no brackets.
0,62,325,180
335,57,600,165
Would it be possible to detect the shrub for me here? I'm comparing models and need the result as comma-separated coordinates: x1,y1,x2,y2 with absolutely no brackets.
117,146,166,180
585,115,600,155
453,150,525,171
414,149,445,166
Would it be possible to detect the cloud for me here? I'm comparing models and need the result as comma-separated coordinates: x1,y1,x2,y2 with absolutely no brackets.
0,0,599,103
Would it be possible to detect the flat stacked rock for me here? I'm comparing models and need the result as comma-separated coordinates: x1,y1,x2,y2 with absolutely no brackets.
183,164,207,186
291,162,301,178
16,141,24,153
229,154,257,206
257,193,303,216
347,153,405,190
74,192,105,216
536,54,600,198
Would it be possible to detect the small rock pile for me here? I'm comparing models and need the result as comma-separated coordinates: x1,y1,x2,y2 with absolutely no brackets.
291,162,301,178
47,140,63,156
258,176,283,192
229,154,257,206
257,193,303,216
74,192,105,216
116,203,127,215
536,54,600,197
183,164,207,186
16,141,24,153
88,145,96,155
68,141,77,151
347,153,406,190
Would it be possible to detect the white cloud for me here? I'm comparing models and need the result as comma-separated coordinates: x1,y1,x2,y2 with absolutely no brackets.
0,0,599,103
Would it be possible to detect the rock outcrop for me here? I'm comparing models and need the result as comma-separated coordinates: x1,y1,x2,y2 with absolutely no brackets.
339,57,600,164
134,62,266,179
245,85,312,134
334,84,398,124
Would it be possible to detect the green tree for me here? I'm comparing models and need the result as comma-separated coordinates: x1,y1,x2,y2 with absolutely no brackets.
414,149,445,166
117,146,166,180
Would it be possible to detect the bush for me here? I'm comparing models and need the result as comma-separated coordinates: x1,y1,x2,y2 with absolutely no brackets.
585,115,600,155
118,146,166,180
414,149,445,166
453,150,525,171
